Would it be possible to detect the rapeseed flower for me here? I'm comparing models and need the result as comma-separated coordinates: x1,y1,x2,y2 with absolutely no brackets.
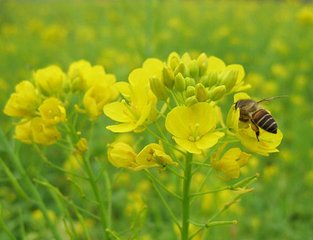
38,97,66,125
211,148,250,180
3,81,40,117
165,102,224,154
34,65,66,96
108,142,175,170
103,59,159,132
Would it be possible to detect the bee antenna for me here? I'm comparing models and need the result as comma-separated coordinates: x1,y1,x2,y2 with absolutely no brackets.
257,95,288,103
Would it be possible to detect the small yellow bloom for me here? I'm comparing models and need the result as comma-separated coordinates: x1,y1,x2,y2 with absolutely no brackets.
3,81,40,117
83,80,118,120
31,117,61,145
107,142,137,168
165,102,224,154
76,138,88,154
14,120,32,144
135,143,177,170
103,61,158,133
38,97,66,125
227,93,283,156
211,148,250,180
34,65,66,96
68,60,92,91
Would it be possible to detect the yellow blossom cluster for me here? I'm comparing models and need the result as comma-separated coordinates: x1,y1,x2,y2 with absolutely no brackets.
103,52,283,177
3,60,118,145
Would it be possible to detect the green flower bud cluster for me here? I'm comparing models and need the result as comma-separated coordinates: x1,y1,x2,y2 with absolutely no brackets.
156,52,248,106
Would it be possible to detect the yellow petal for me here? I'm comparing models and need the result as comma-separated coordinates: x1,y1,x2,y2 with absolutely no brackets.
190,102,217,135
195,132,225,150
173,137,201,154
106,123,137,133
103,102,134,123
207,56,226,72
165,106,192,139
234,92,251,103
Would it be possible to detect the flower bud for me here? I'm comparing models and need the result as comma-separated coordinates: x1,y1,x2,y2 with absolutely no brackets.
167,52,180,71
197,53,208,76
163,66,175,89
185,96,198,106
207,72,219,87
199,75,209,87
195,83,209,102
186,86,195,98
208,85,226,101
174,62,188,77
188,60,199,80
220,69,238,91
174,73,186,92
76,138,88,153
149,76,168,100
185,77,195,87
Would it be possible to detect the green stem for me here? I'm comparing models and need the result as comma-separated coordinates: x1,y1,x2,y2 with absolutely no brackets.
82,155,110,239
181,153,193,240
0,128,62,240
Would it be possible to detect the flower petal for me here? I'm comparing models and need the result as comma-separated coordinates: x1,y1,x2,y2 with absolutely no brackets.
196,132,225,150
173,137,201,154
165,106,192,139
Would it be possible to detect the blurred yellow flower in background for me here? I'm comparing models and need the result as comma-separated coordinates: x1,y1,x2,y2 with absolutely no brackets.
34,65,66,96
38,97,66,125
3,81,40,117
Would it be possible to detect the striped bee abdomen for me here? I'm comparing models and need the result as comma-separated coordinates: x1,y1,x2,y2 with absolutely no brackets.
252,109,277,134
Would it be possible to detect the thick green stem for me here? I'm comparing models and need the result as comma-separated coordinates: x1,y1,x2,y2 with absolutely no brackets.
181,153,193,240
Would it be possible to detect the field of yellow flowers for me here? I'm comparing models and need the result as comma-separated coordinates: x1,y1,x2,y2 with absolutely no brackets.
1,0,313,239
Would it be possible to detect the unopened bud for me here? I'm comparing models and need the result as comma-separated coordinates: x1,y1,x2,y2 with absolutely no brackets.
185,77,195,87
167,52,180,71
174,62,188,77
188,60,199,80
185,96,198,106
149,77,168,100
207,72,219,87
208,85,226,101
200,75,209,87
220,70,238,91
186,86,195,98
76,138,88,153
163,66,175,89
195,83,209,102
197,53,208,76
174,73,186,92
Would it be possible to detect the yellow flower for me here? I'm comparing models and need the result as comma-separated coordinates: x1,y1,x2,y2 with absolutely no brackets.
3,81,40,117
211,148,250,180
38,97,66,125
107,142,137,168
227,93,283,156
206,56,248,92
14,120,32,144
83,78,118,120
31,117,61,145
34,65,66,96
108,142,175,171
103,60,158,133
165,102,224,154
14,117,61,145
135,143,177,170
68,60,92,91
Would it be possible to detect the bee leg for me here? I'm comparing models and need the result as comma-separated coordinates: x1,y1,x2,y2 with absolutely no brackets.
250,121,260,141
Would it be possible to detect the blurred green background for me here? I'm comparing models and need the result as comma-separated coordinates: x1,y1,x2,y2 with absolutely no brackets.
1,0,313,239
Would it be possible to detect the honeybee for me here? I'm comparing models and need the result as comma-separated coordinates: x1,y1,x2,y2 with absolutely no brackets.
234,96,285,141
